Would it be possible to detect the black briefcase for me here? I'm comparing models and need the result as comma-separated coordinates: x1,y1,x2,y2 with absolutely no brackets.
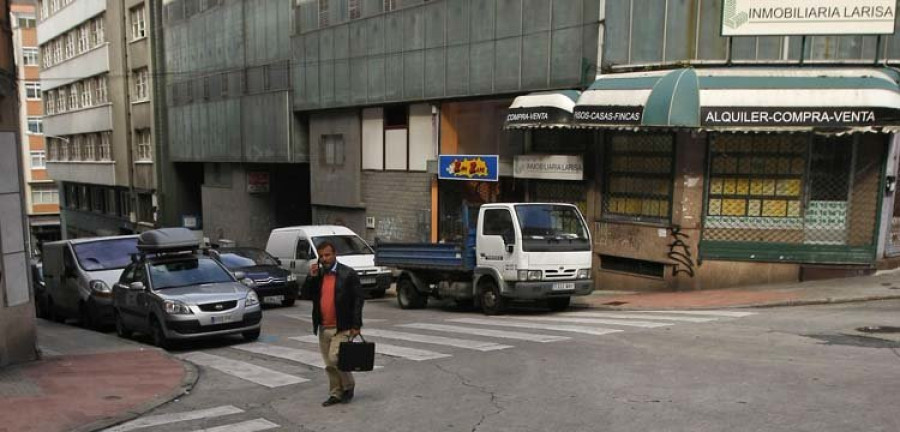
338,334,375,372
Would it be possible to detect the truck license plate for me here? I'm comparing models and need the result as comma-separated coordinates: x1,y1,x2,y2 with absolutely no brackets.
360,277,376,285
263,295,284,304
211,314,233,324
552,282,575,291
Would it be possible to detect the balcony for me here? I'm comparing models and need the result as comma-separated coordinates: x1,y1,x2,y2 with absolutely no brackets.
41,45,110,91
37,0,106,45
47,161,118,186
44,104,112,136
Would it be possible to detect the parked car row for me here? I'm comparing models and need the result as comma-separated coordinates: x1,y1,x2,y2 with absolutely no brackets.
31,224,392,349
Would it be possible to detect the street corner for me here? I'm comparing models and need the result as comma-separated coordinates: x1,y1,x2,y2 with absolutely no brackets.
0,349,194,432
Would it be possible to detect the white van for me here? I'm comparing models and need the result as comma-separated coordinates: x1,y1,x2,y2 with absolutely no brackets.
42,235,139,328
265,225,392,297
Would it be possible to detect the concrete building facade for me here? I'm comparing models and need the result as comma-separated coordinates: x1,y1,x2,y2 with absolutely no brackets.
37,0,164,238
11,0,60,255
1,0,37,368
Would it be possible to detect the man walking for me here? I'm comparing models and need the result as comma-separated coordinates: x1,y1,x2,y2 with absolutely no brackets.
302,241,364,407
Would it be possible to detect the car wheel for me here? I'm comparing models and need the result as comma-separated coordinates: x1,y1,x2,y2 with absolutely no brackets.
151,318,171,350
281,295,296,307
115,311,132,339
397,278,426,309
480,280,507,315
547,297,571,312
242,328,261,341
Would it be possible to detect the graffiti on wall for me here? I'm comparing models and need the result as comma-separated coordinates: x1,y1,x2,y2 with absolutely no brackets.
375,216,402,241
667,226,696,278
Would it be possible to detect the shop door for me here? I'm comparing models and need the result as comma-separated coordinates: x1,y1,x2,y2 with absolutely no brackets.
803,137,853,245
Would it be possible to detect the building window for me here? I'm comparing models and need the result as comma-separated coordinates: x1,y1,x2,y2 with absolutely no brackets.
99,132,111,161
321,134,345,166
47,140,58,161
72,135,83,161
78,24,90,53
91,17,105,46
27,117,43,135
64,32,75,58
133,68,149,101
384,0,400,12
17,17,37,28
23,47,39,66
130,5,146,40
68,83,80,110
135,130,152,162
137,193,154,223
58,138,70,161
94,75,108,103
25,82,41,99
318,0,328,27
30,150,46,169
119,190,132,218
45,92,55,114
56,88,66,113
32,186,59,205
349,0,361,19
603,133,675,224
52,39,62,64
83,135,96,161
81,80,93,107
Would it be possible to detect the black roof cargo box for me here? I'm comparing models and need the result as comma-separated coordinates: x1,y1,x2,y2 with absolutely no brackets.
137,228,199,252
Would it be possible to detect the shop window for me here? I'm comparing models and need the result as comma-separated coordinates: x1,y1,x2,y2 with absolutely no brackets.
602,133,674,224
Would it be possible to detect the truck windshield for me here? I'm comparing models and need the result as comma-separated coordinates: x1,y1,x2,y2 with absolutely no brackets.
149,258,234,290
73,238,139,271
515,204,590,252
313,235,373,256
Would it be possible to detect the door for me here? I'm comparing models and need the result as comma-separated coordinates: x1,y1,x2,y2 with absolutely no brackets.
292,237,315,279
116,264,140,328
133,266,153,331
477,208,518,281
60,246,81,316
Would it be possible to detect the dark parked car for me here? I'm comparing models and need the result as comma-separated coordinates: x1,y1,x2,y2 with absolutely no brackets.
211,247,300,307
32,261,47,318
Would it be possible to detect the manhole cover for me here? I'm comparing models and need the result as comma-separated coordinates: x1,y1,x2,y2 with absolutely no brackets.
857,326,900,334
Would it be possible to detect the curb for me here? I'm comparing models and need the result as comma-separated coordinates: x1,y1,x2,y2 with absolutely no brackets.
72,350,200,432
573,294,900,311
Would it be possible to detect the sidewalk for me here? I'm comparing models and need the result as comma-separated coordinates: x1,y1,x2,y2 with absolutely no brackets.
574,269,900,310
0,320,196,432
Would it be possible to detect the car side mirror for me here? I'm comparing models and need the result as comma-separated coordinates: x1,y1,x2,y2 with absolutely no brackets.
129,281,145,291
234,271,246,280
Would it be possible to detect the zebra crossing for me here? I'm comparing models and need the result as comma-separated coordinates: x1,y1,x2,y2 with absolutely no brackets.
173,309,757,391
102,405,279,432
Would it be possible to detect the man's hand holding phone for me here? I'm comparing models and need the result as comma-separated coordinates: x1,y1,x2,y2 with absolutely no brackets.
309,261,320,277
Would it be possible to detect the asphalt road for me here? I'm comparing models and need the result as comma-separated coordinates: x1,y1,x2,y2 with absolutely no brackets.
103,296,900,432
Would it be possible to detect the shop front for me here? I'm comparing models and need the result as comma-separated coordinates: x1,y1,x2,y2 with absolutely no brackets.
551,67,900,291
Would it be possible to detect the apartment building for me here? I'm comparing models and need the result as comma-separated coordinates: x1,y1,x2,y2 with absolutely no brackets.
37,0,162,238
12,0,60,254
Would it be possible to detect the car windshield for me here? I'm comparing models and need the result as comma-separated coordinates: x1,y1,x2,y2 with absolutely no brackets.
515,204,590,252
312,235,373,256
72,238,139,271
149,257,234,290
217,248,278,269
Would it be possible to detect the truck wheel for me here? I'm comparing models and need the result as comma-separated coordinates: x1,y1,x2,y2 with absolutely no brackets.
547,297,571,312
480,280,507,315
397,278,426,309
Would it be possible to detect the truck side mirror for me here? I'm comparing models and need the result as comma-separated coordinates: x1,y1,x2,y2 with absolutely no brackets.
506,243,515,254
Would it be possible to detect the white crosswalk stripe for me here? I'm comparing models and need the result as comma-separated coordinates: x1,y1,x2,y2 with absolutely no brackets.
279,313,387,323
625,310,757,318
499,316,672,328
177,352,308,388
102,406,244,432
233,342,327,369
448,318,624,336
290,335,451,361
558,311,718,323
190,419,279,432
398,323,570,343
362,329,513,351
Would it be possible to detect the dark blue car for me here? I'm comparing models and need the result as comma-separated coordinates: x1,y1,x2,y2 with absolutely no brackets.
211,247,300,307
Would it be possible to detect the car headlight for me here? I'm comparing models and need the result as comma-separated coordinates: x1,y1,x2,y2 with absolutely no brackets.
577,269,591,279
518,270,542,281
286,274,297,282
164,300,193,315
90,280,111,295
245,290,260,307
241,277,257,288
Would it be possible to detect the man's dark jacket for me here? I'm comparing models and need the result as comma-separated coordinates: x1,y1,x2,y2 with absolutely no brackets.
301,262,364,335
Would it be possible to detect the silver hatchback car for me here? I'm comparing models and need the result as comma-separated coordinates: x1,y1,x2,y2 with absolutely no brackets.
112,228,262,348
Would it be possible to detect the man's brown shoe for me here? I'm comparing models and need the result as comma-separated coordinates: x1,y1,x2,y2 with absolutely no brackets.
322,396,342,407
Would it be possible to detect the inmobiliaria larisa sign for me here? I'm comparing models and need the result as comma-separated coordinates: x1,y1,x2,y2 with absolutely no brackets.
721,0,897,36
701,107,900,127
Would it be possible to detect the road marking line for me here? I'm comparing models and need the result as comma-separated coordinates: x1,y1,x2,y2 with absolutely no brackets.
290,335,451,361
234,343,383,369
176,352,308,388
559,312,718,323
362,329,513,351
279,313,386,323
190,418,279,432
501,316,672,328
102,406,244,432
448,318,624,336
399,323,570,343
626,310,757,318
